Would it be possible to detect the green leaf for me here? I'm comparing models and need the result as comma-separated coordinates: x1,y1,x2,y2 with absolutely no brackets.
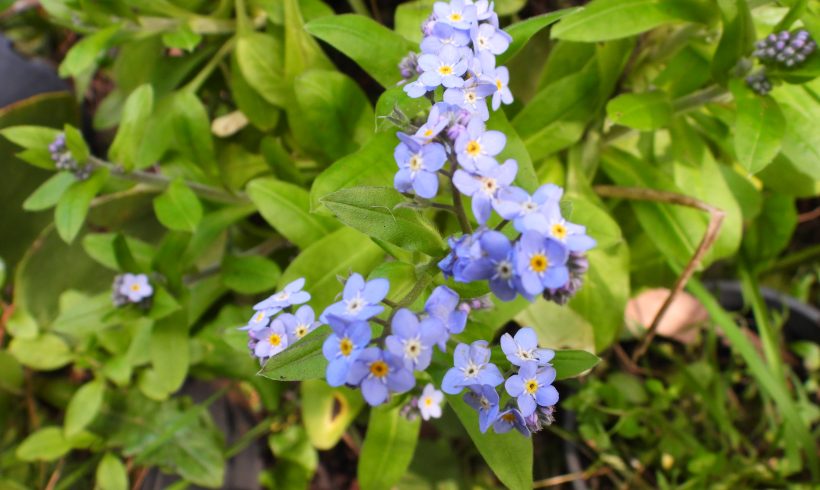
278,227,384,311
259,325,331,381
108,84,154,170
58,24,120,78
488,110,536,192
448,395,533,490
153,178,203,232
54,168,109,243
394,0,435,44
771,86,820,180
236,32,288,107
300,380,365,450
552,0,711,42
161,22,202,52
0,125,61,152
82,233,155,272
23,172,77,211
64,124,89,164
15,427,71,462
283,0,334,79
96,452,129,490
606,91,673,130
229,54,281,130
222,255,282,294
552,350,600,379
288,69,374,165
246,177,338,249
65,379,105,437
0,350,23,395
305,14,415,88
167,91,219,177
499,8,580,64
149,312,189,399
711,0,754,83
358,405,421,490
321,186,445,256
742,194,797,264
310,131,397,211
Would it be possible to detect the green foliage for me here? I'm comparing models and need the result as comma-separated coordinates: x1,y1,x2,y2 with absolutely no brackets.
358,405,421,490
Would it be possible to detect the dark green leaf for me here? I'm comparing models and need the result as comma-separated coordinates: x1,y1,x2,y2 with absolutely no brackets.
229,54,281,130
153,178,203,232
63,124,89,164
55,167,109,243
246,177,339,249
0,125,61,153
358,405,421,490
148,312,189,399
259,325,331,381
711,0,754,83
321,186,445,256
305,14,415,88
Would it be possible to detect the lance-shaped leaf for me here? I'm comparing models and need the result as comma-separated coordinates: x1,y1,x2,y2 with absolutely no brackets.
358,404,421,490
259,325,331,381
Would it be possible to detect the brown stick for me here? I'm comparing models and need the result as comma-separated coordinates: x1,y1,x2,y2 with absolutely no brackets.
533,467,610,488
593,185,725,363
44,459,65,490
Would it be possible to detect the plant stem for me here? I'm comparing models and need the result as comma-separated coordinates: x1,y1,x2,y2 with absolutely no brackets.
738,262,785,383
224,417,274,458
448,159,473,234
494,219,509,231
672,84,730,113
90,156,250,204
183,37,236,93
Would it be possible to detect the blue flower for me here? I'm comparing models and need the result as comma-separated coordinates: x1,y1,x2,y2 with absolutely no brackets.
540,199,597,253
418,45,469,89
438,228,489,282
434,0,477,30
514,231,569,297
421,22,471,54
253,278,311,311
385,308,443,371
322,318,372,386
453,158,518,224
490,66,513,110
403,79,431,98
443,79,495,121
418,383,444,420
500,327,555,367
441,340,504,394
493,407,531,436
495,184,560,233
472,0,495,21
118,273,153,303
279,305,319,341
240,307,277,332
394,136,447,199
470,22,511,55
424,285,468,337
252,319,289,359
504,362,559,417
411,102,452,144
346,347,415,406
454,118,506,171
459,230,518,301
463,384,499,433
321,273,389,323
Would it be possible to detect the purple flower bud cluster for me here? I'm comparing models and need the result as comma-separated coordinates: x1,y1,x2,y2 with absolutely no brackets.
439,184,595,303
753,30,816,68
240,278,318,362
49,132,92,180
745,71,773,96
112,273,153,308
441,327,558,435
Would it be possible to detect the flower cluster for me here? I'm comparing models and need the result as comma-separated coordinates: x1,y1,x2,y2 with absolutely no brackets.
49,132,92,180
753,30,816,68
439,184,595,304
240,278,319,361
745,71,773,96
112,273,153,308
442,327,558,435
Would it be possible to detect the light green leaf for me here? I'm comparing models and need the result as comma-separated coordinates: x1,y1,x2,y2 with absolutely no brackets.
246,178,337,250
59,24,120,78
82,233,155,272
221,255,282,294
552,350,600,379
310,131,397,211
448,395,533,490
772,86,820,180
259,325,331,381
161,22,202,52
488,110,536,192
167,91,218,177
394,0,435,44
358,405,421,490
305,14,414,88
229,54,281,130
552,0,711,42
301,380,365,450
153,178,203,232
108,84,154,170
64,124,89,164
65,379,105,437
283,0,334,79
606,91,673,130
23,172,77,211
235,32,288,107
96,452,129,490
499,8,580,63
149,312,189,399
711,0,755,82
54,167,109,243
16,427,71,462
278,227,384,311
0,125,61,152
320,186,445,256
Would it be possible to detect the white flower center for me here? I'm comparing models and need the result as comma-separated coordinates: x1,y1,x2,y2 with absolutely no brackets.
522,201,537,213
409,154,423,172
403,337,423,361
517,347,535,361
274,291,290,302
479,396,490,410
346,295,365,315
462,361,481,379
295,324,309,338
477,36,488,48
464,90,477,105
480,177,498,195
496,260,513,280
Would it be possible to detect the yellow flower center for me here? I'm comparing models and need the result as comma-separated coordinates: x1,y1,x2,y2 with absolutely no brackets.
466,140,482,156
502,412,516,422
268,334,282,346
424,397,433,406
369,360,389,378
253,312,265,323
339,338,353,356
438,65,453,76
130,283,141,292
530,254,548,273
449,12,462,22
551,223,567,240
409,154,423,171
525,379,539,394
423,128,434,137
496,79,503,91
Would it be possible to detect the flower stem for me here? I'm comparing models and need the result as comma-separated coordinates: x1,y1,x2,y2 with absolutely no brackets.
182,37,236,93
447,156,473,234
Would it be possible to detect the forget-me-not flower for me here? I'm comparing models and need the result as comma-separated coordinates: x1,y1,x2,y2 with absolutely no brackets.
515,231,569,297
500,327,555,367
252,319,289,359
321,273,389,323
119,273,153,303
434,0,478,30
347,347,415,406
322,318,372,386
459,230,518,301
421,22,471,54
490,66,513,110
454,118,506,171
493,407,531,436
424,285,468,339
394,136,447,199
453,158,518,224
418,45,468,89
253,278,311,311
385,308,443,371
442,340,504,394
418,383,444,420
463,384,500,433
470,23,511,55
504,362,559,417
279,305,319,341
